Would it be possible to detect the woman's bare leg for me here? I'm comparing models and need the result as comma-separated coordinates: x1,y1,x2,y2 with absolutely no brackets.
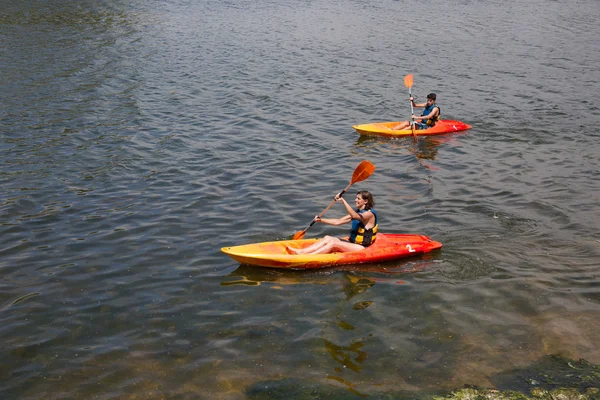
311,238,364,254
286,236,335,255
286,236,363,255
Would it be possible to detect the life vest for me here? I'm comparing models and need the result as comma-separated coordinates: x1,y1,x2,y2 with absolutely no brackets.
349,209,378,246
422,103,441,127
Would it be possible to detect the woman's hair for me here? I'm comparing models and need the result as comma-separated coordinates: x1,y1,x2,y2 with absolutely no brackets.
357,190,374,209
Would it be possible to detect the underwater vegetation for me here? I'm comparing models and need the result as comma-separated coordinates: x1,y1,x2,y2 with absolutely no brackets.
245,355,600,399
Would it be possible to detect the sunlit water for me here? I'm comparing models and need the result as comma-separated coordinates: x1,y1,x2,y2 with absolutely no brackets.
1,0,599,398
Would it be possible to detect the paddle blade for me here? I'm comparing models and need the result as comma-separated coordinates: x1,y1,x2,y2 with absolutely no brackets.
350,160,376,185
292,230,306,240
404,74,413,89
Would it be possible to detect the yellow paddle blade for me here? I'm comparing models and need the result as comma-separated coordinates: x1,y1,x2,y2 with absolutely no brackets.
404,74,413,89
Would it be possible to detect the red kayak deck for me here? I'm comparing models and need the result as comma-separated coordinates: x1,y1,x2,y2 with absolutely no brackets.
352,119,471,137
221,233,442,269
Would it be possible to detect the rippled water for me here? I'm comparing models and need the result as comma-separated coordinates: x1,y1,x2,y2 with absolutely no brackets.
1,0,599,398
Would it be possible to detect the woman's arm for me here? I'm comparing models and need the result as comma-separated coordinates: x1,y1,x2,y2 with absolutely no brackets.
313,195,357,226
338,197,375,228
338,197,361,220
317,214,352,226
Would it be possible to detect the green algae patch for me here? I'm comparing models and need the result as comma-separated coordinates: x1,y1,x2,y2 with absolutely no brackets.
434,387,600,400
491,355,600,394
245,356,600,400
246,380,600,400
433,388,529,400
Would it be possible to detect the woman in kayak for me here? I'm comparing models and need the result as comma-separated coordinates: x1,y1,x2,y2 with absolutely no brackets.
392,93,440,130
286,191,378,255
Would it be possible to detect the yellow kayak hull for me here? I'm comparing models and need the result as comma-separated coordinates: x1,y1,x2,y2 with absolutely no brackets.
221,233,442,269
352,119,471,137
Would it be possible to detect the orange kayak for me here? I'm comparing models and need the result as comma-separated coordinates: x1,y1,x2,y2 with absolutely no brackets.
352,119,471,137
221,233,442,269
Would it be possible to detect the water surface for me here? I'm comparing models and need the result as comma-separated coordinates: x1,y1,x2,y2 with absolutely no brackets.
1,0,599,398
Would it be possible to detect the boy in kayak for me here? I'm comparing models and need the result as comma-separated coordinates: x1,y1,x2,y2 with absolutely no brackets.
286,191,378,255
392,93,440,130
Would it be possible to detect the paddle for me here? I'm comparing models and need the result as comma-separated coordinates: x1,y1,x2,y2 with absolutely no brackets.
292,160,376,240
403,74,418,142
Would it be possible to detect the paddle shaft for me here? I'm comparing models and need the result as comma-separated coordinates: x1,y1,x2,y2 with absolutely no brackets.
306,187,350,229
409,87,417,141
403,74,417,141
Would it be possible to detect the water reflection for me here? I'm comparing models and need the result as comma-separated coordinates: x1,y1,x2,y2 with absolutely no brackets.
342,275,375,301
221,263,430,396
325,334,367,371
221,260,429,288
354,133,465,169
221,265,334,287
322,275,375,397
